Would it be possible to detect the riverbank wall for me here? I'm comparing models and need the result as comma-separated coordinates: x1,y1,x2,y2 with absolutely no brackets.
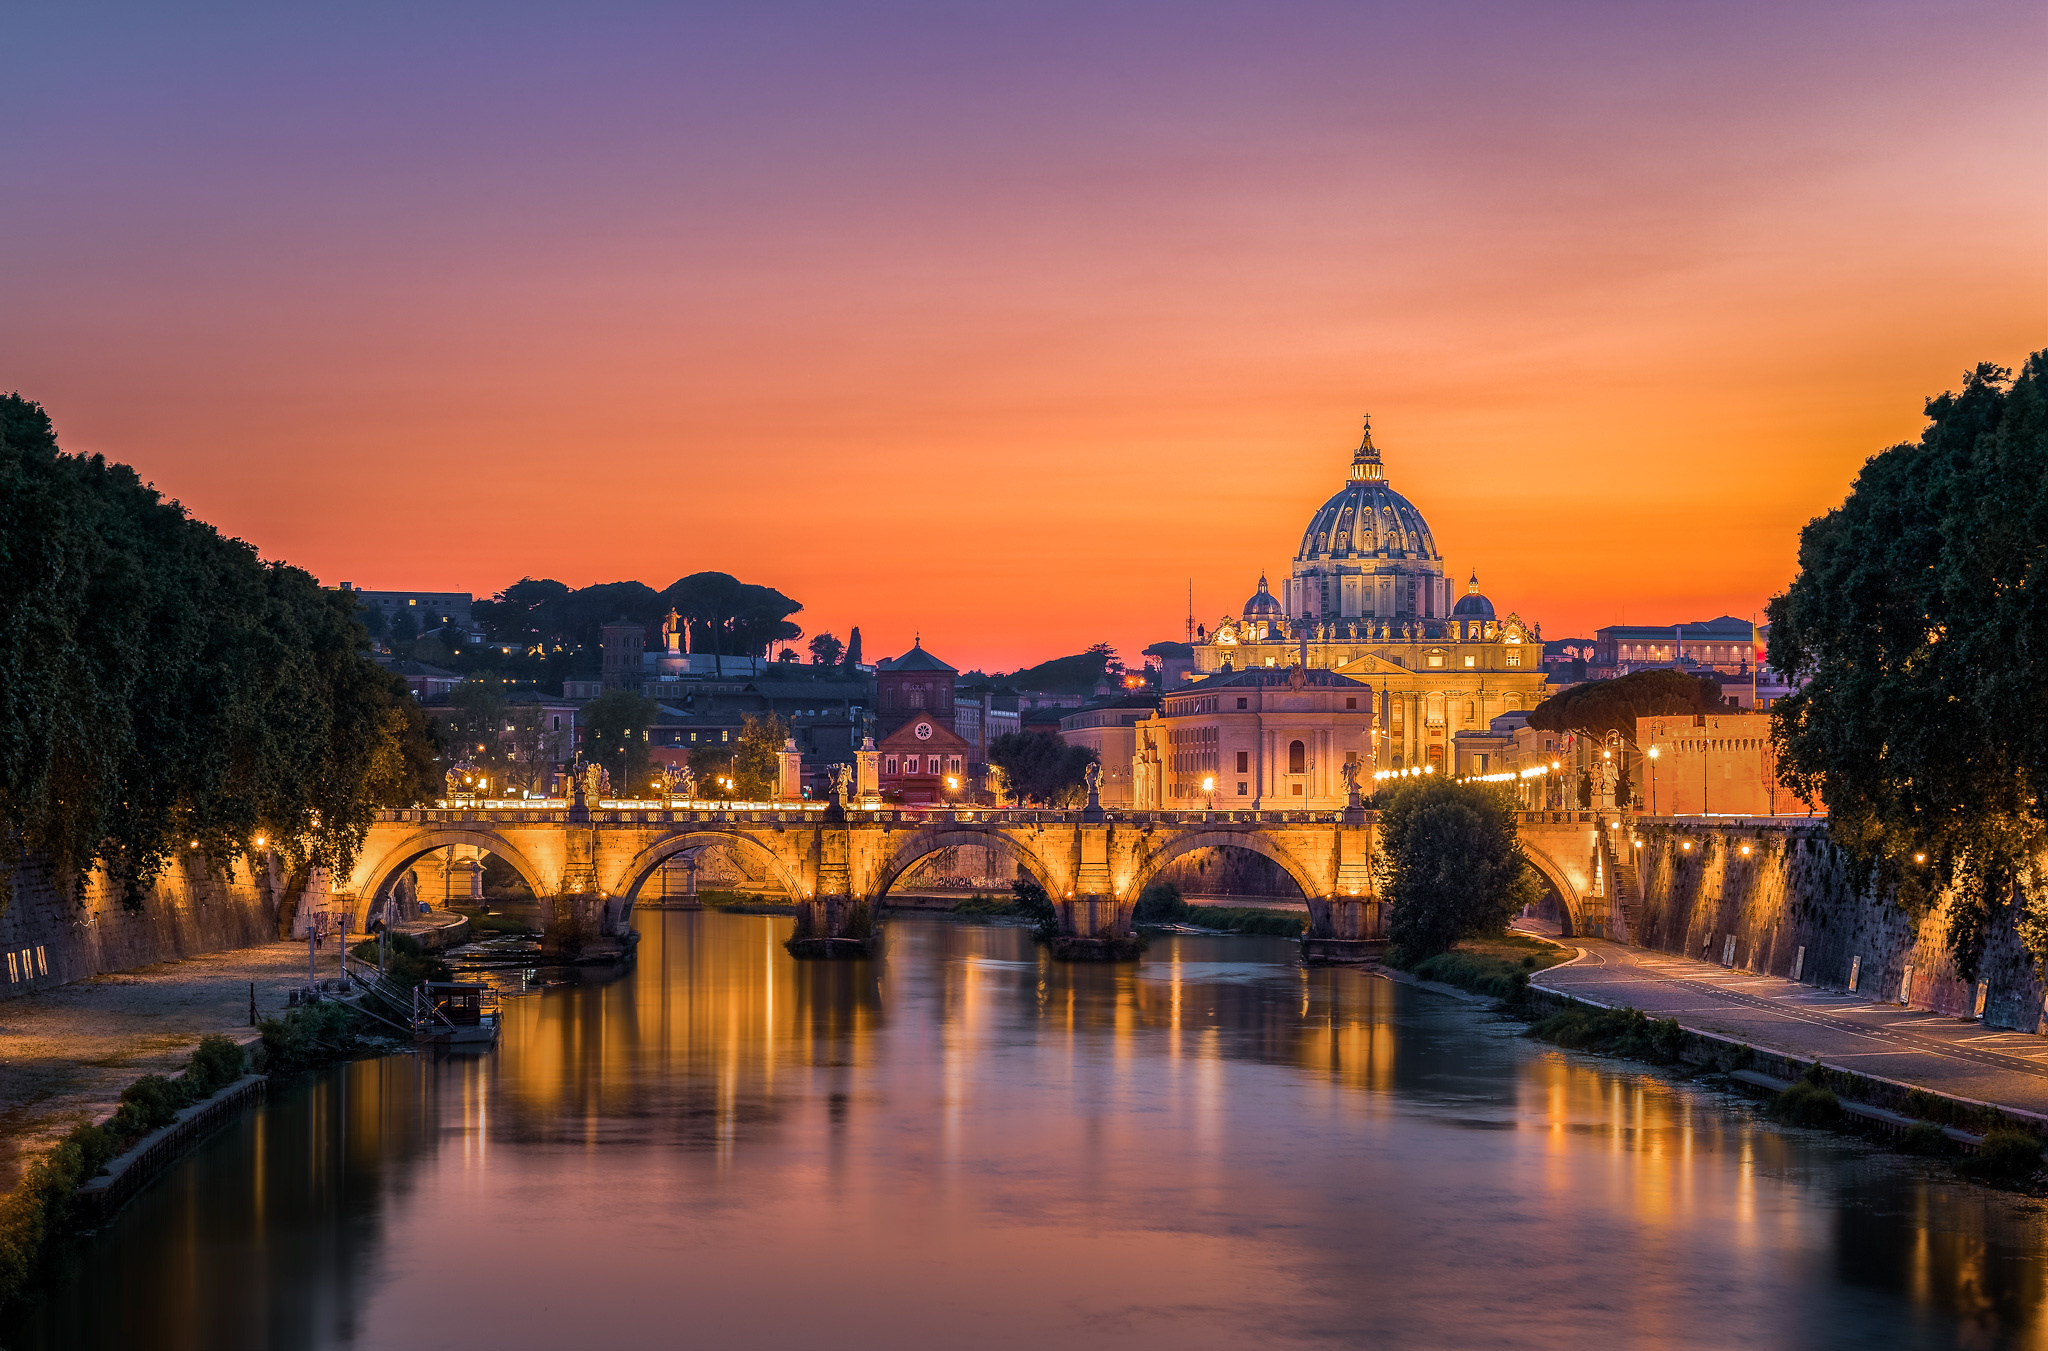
0,854,295,998
1625,819,2048,1033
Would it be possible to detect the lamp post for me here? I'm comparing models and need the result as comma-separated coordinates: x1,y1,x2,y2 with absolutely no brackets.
1202,775,1215,812
1647,744,1659,817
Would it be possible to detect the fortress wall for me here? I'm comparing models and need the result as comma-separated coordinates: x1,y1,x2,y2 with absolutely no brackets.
0,853,288,997
1627,820,2048,1032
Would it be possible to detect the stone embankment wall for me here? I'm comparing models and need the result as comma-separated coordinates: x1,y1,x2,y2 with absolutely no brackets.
0,853,296,998
1627,819,2048,1033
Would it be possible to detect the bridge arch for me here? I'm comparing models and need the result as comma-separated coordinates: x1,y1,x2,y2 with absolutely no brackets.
1518,842,1582,938
616,829,809,914
1124,829,1321,903
356,829,551,925
870,827,1059,901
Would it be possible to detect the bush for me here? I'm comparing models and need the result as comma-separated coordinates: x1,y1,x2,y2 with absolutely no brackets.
1769,1081,1842,1128
1959,1128,2044,1184
1899,1120,1950,1155
259,1001,369,1078
1010,879,1057,936
1133,881,1185,924
183,1034,247,1098
1528,1006,1687,1063
108,1075,182,1140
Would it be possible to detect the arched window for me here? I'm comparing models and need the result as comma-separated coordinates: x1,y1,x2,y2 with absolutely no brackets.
1288,740,1306,774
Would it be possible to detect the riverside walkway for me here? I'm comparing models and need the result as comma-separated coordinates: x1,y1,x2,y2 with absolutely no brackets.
1535,934,2048,1116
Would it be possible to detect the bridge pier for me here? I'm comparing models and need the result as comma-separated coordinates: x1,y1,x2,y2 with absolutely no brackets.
786,824,875,959
1302,896,1387,964
1048,892,1142,961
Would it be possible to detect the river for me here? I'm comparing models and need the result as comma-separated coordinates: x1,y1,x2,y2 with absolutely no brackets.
9,911,2047,1349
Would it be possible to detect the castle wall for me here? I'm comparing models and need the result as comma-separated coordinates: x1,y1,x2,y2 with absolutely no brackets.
1628,820,2048,1032
0,853,289,998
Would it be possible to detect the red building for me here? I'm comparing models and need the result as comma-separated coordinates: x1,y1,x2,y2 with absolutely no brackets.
877,712,970,804
875,639,956,740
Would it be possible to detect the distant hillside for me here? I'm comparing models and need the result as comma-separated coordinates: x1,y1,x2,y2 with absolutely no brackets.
1004,647,1115,696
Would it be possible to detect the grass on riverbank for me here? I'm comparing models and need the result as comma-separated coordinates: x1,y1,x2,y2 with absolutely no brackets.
0,1035,249,1310
1399,931,1570,999
1131,882,1306,936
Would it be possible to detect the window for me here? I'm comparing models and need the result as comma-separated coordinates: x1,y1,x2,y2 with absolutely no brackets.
1236,782,1249,795
1346,697,1357,709
689,732,698,743
947,756,961,774
1291,784,1303,795
1236,751,1249,772
552,716,561,730
1506,652,1520,667
1288,740,1306,773
1464,655,1476,668
886,756,900,774
1428,652,1444,668
721,730,729,742
910,688,925,708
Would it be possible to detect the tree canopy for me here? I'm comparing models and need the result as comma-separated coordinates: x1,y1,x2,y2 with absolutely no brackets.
1373,777,1536,962
0,394,438,905
1766,355,2048,976
1526,669,1725,745
1003,646,1119,697
579,689,658,794
470,571,805,673
986,732,1097,806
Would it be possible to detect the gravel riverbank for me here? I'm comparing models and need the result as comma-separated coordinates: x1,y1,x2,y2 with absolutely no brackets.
0,942,311,1191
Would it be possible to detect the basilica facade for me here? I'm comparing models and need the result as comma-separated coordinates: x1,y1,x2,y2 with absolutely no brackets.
1187,418,1550,774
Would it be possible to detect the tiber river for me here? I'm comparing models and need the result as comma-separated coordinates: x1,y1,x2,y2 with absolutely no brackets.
9,912,2048,1350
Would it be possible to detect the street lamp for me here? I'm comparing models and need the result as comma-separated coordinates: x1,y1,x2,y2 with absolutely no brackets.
1647,745,1659,817
1202,775,1215,810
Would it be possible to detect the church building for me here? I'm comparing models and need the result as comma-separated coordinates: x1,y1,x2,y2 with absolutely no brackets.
1193,418,1552,771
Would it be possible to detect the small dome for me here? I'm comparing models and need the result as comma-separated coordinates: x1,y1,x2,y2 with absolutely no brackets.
1451,569,1495,619
1241,574,1283,621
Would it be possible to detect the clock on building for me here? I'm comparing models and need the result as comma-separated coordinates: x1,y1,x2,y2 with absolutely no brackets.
914,721,933,740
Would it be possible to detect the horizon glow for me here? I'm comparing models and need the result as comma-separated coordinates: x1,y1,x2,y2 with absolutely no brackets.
3,3,2042,670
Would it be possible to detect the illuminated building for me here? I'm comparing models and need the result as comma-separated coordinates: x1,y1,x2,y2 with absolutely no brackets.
1193,418,1552,769
1131,665,1374,809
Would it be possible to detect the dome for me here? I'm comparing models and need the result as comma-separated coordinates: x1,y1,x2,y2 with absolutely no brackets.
1294,419,1440,564
1451,570,1495,619
1241,574,1283,621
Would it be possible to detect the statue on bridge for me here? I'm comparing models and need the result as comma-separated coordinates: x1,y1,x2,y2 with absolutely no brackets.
831,763,853,807
583,761,611,805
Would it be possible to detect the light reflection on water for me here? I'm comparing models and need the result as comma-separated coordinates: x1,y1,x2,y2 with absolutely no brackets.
10,912,2048,1350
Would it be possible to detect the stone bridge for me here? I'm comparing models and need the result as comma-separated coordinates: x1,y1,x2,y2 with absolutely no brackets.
337,802,1635,960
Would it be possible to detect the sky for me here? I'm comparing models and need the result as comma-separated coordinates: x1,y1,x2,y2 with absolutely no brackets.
4,2,2043,670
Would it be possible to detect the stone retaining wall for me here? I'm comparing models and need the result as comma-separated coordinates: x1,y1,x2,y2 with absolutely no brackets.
0,854,297,999
1626,820,2048,1033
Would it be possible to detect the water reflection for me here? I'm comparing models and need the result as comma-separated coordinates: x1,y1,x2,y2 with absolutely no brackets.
10,912,2047,1350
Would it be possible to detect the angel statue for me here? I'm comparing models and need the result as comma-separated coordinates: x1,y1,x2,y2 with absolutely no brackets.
832,763,854,806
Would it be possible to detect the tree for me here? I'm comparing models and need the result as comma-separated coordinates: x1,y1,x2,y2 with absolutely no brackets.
1526,669,1723,746
580,689,657,794
445,679,509,781
0,394,439,907
986,731,1097,806
732,713,793,801
841,626,863,671
809,632,844,667
664,572,803,669
1375,777,1536,963
1766,354,2048,978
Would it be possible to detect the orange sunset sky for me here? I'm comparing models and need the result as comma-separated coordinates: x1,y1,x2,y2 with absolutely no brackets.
4,4,2043,671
